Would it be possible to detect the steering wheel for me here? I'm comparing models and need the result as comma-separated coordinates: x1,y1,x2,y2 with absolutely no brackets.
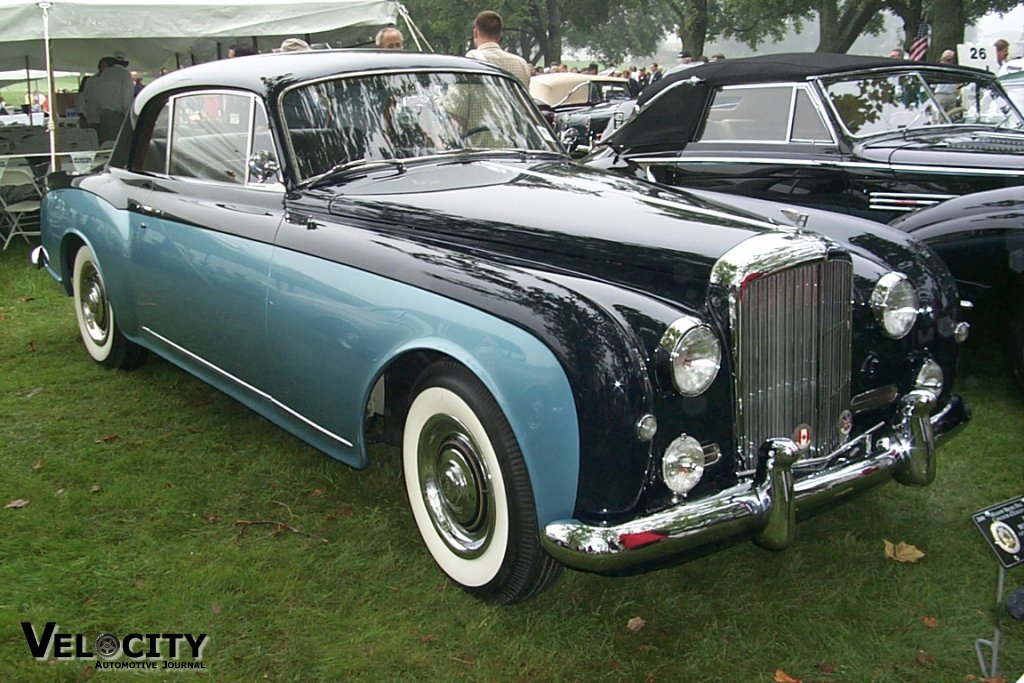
464,124,497,139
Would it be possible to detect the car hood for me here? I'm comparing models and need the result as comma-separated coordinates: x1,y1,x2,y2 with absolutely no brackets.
857,128,1024,170
313,159,802,303
890,185,1024,236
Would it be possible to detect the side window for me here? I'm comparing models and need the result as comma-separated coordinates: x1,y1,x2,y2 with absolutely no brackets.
791,88,832,143
249,104,280,185
699,86,792,142
168,92,252,184
136,102,169,173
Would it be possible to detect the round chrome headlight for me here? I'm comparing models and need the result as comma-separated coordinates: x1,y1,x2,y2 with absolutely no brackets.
660,319,722,397
662,435,705,494
871,273,918,339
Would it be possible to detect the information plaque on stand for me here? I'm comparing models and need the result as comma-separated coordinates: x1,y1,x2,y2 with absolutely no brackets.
972,495,1024,679
974,496,1024,569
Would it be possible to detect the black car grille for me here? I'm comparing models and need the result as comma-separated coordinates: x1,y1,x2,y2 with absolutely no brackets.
734,259,854,466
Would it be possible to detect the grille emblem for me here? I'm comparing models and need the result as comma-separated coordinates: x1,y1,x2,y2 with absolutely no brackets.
837,409,853,439
793,424,812,451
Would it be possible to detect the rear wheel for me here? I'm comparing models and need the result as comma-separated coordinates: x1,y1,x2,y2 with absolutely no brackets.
402,361,561,604
72,245,145,369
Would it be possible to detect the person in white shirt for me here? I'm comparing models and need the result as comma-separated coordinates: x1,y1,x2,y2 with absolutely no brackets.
81,55,135,144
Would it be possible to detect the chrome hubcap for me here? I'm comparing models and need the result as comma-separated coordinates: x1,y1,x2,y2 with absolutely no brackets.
418,414,493,558
79,263,110,345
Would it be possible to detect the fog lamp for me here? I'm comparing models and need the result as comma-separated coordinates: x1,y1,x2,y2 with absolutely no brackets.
915,358,943,394
662,435,705,495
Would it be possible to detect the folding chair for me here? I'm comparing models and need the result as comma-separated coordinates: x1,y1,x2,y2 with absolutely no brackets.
0,158,42,249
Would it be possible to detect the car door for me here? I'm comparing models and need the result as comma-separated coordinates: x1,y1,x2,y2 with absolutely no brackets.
646,84,851,214
127,90,285,388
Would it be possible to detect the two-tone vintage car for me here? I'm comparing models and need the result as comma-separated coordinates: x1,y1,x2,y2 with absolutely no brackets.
590,53,1024,222
34,50,969,604
528,72,633,152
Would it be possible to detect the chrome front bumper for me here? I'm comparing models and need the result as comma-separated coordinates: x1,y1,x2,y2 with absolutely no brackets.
541,391,970,573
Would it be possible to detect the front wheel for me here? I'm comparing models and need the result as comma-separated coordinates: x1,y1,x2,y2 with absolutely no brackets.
402,361,561,604
72,245,145,369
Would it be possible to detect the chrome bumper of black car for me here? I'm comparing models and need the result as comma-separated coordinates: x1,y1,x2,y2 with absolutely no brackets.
541,391,969,573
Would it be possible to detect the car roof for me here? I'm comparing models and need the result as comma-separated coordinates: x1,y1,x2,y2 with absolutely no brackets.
608,52,995,152
642,52,993,107
136,49,512,111
529,72,627,106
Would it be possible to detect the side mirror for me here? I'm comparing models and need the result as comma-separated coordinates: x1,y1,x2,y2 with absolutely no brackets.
248,149,280,184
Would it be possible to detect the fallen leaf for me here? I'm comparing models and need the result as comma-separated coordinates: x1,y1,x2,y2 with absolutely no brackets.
21,296,35,303
884,539,925,563
90,484,101,493
205,514,218,524
310,488,325,497
914,651,935,666
28,340,37,352
774,669,802,683
921,616,938,629
31,459,43,471
212,604,222,614
626,616,646,632
5,499,29,509
25,387,43,399
55,488,65,496
981,677,1006,683
95,434,119,444
816,662,837,674
419,634,435,643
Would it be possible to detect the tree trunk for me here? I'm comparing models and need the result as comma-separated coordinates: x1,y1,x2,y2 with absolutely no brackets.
929,0,964,61
669,0,708,58
546,0,562,65
816,0,886,53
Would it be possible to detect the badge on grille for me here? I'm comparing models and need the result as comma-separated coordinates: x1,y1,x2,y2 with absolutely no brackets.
837,409,853,438
792,424,812,451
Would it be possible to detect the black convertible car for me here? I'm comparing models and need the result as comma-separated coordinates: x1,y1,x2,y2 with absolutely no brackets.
589,53,1024,222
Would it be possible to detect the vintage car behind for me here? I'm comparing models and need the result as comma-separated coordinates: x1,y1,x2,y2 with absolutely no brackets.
890,185,1024,390
589,53,1024,222
35,50,969,604
528,72,632,151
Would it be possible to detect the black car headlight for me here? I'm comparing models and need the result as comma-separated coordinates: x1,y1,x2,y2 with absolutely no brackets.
871,272,918,339
659,318,721,396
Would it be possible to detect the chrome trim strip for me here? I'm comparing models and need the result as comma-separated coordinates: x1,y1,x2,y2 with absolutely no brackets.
541,391,965,573
631,155,1024,177
141,326,354,448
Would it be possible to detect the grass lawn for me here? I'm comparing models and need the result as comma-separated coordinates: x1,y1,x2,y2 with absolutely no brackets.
0,239,1022,682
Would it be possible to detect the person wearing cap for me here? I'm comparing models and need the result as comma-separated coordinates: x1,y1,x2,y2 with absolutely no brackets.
80,54,135,144
278,38,311,53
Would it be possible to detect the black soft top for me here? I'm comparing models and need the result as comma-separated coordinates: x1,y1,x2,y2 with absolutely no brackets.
608,52,993,153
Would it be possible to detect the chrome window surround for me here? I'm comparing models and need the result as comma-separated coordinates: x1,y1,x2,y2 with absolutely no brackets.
697,83,839,146
141,89,281,190
711,232,854,469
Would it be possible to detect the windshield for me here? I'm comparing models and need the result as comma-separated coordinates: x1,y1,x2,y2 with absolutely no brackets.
282,71,561,180
821,71,1024,137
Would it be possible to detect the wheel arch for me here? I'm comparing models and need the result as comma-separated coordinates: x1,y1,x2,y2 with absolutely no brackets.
367,334,580,528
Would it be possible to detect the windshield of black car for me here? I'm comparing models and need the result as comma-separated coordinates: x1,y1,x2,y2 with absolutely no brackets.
282,71,561,181
822,71,1024,137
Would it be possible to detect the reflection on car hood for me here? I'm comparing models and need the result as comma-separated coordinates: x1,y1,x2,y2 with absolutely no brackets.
857,128,1024,165
316,159,791,302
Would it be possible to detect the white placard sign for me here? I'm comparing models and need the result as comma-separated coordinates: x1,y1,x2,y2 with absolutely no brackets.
958,43,998,72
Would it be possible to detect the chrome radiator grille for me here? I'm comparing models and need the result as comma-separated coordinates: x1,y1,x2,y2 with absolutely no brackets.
735,259,853,466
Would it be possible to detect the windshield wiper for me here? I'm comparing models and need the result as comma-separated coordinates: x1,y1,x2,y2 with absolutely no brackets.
433,148,565,163
302,159,406,190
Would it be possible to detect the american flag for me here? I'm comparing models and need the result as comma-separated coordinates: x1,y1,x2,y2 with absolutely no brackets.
909,22,930,61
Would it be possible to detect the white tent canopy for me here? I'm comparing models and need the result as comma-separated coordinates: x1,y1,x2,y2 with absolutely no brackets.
0,67,79,89
0,0,399,73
